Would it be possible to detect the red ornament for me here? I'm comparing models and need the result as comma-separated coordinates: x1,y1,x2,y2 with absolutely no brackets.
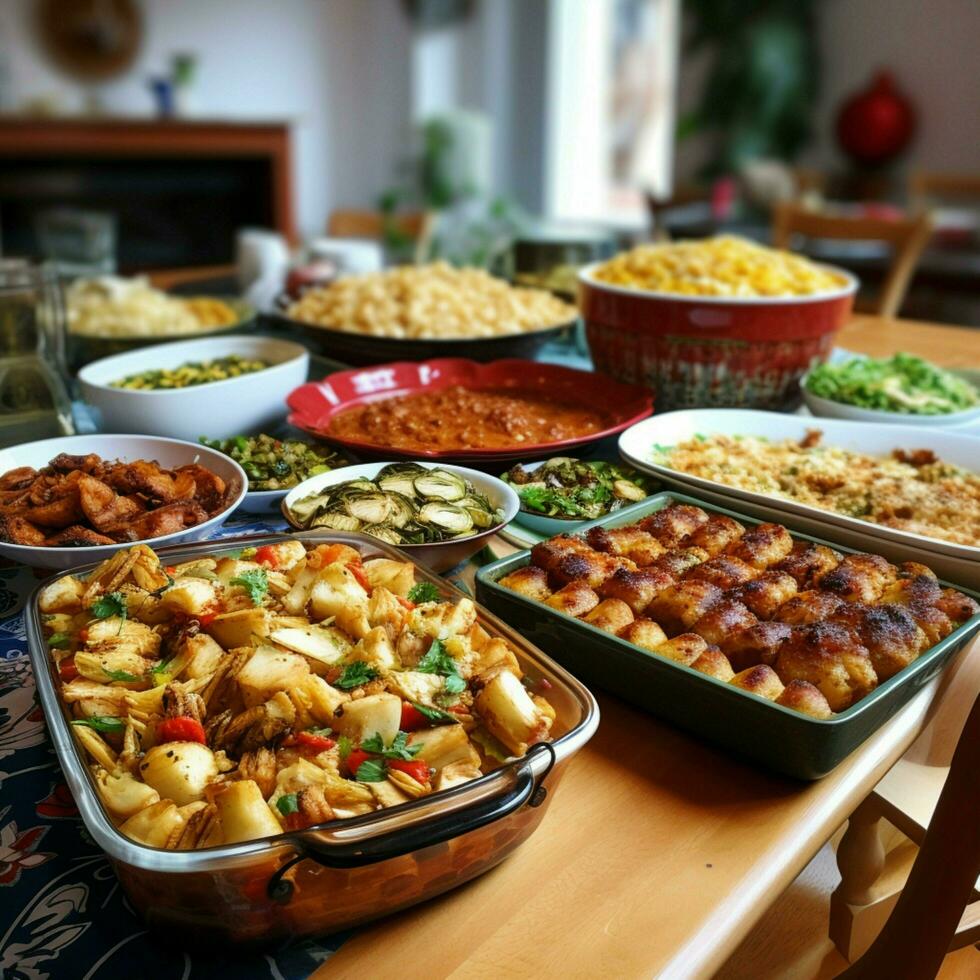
836,70,916,166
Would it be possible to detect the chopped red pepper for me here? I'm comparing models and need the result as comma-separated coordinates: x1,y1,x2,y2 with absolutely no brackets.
283,731,336,753
196,606,220,627
59,658,79,682
388,759,431,785
307,543,347,570
164,566,177,575
254,545,280,568
157,715,207,745
346,562,372,594
400,702,428,731
396,596,415,611
78,628,89,643
283,811,306,832
345,748,371,778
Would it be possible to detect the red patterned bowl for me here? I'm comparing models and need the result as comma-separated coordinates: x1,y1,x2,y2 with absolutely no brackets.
579,262,858,411
286,358,653,464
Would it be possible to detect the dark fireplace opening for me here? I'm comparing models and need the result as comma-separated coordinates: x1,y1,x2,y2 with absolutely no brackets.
0,155,275,272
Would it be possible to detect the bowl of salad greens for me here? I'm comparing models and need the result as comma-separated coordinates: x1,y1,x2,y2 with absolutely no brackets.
502,457,655,535
199,434,350,513
801,353,980,427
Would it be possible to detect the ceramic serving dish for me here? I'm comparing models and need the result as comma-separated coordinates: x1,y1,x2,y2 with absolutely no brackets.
579,261,858,411
476,491,980,779
25,531,599,945
282,461,520,573
0,434,247,570
618,409,980,586
78,336,310,442
286,358,653,464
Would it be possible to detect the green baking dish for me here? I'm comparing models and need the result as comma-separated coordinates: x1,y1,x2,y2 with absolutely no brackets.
476,491,980,779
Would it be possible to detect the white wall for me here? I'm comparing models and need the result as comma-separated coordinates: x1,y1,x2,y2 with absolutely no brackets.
0,0,413,237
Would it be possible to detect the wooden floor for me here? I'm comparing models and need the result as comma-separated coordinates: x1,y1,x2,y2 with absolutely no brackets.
716,839,980,979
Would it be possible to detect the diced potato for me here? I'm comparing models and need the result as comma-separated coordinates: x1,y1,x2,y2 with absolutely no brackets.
74,649,150,684
207,608,271,649
334,692,401,744
361,558,415,597
268,758,327,813
443,597,478,637
352,627,397,672
256,540,306,572
214,557,264,588
182,633,226,679
434,760,483,792
119,800,185,848
269,625,351,668
282,566,317,615
453,636,521,682
237,645,310,707
309,566,370,637
368,779,411,808
62,678,130,706
39,576,85,614
265,571,293,597
86,618,161,658
94,768,160,819
367,587,407,636
385,670,446,705
408,724,480,771
138,742,218,806
215,780,283,843
474,670,549,756
302,674,349,723
160,578,217,616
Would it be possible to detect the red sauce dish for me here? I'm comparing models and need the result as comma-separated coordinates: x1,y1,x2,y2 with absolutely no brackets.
287,358,653,464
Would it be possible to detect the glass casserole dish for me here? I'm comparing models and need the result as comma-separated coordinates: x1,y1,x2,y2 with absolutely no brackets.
25,531,599,947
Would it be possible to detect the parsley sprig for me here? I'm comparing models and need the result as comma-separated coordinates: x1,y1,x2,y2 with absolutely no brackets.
335,661,379,690
407,581,440,604
416,639,467,696
230,568,269,605
354,731,423,783
47,632,71,649
91,592,127,622
103,667,140,683
72,716,125,734
410,701,457,724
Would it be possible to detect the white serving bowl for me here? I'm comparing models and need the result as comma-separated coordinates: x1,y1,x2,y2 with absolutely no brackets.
506,460,593,537
800,371,980,428
282,462,519,573
78,336,310,442
0,435,247,570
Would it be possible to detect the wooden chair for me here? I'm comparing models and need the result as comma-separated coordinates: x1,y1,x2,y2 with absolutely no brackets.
909,171,980,209
772,202,933,319
831,645,980,978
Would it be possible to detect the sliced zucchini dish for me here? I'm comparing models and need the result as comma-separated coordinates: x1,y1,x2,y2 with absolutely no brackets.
288,465,504,544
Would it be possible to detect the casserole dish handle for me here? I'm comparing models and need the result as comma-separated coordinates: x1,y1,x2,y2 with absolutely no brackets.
268,742,555,893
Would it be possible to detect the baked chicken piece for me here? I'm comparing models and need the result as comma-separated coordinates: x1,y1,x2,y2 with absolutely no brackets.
645,547,709,580
586,525,661,559
619,618,669,653
729,570,798,620
936,588,979,623
683,555,757,590
583,599,634,635
776,680,833,719
817,553,896,603
776,541,843,589
498,565,552,602
646,580,723,636
0,514,47,545
829,603,927,681
638,504,709,548
730,664,784,702
690,599,758,647
719,621,792,672
690,647,735,682
598,566,675,614
775,590,845,626
774,623,877,712
530,535,635,588
544,580,600,618
724,522,793,570
651,632,708,666
679,514,745,557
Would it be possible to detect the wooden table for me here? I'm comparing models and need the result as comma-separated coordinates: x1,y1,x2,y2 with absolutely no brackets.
315,316,980,979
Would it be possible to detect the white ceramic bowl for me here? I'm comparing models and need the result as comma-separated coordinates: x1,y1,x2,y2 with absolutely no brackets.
800,371,980,428
78,336,310,442
0,435,247,570
282,461,519,573
506,460,595,537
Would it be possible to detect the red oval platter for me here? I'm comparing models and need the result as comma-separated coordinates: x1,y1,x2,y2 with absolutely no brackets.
286,358,654,464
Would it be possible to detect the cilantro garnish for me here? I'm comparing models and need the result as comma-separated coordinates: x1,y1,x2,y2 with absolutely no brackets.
230,568,269,606
47,632,71,649
335,661,379,690
276,793,299,816
410,701,456,724
71,716,125,734
308,726,333,737
407,581,440,604
149,659,174,677
91,592,127,622
416,639,467,698
103,667,140,683
337,734,353,761
354,759,388,783
361,730,422,761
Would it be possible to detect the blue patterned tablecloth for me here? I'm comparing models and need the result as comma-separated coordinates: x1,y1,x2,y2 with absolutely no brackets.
0,515,354,980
